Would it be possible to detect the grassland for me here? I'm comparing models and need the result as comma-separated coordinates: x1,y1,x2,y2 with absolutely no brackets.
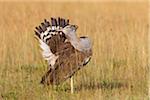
0,1,149,100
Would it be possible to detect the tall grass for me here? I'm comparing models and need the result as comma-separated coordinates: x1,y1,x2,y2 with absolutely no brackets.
0,1,148,100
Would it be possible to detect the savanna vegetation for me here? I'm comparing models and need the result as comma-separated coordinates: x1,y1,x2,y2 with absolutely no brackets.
0,1,148,100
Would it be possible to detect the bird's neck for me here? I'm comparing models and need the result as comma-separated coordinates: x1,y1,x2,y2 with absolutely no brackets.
69,36,86,52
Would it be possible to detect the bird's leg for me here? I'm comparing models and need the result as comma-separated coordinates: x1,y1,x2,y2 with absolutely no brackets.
71,77,74,93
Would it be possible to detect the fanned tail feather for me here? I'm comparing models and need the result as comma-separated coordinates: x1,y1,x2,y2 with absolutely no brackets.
34,17,70,66
35,17,69,43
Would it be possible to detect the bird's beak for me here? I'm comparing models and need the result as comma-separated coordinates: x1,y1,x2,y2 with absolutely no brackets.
74,25,78,30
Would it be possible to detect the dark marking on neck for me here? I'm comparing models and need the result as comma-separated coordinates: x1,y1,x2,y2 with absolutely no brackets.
80,36,87,39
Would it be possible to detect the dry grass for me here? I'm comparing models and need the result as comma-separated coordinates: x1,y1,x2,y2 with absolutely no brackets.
0,1,149,100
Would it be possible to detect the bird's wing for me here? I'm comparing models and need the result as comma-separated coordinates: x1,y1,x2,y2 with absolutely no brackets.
41,42,92,85
34,17,69,66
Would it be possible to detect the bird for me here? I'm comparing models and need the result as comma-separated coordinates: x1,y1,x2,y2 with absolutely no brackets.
34,17,92,93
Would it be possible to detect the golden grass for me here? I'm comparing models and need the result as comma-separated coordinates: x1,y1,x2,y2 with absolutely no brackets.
0,1,148,100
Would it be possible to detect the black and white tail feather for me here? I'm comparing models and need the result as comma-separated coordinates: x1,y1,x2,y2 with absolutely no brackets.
35,17,69,67
35,17,69,43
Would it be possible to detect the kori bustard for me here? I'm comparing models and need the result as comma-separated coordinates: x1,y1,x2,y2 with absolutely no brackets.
34,17,92,93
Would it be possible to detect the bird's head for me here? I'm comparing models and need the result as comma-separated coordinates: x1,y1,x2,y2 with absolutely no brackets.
63,25,78,33
61,25,78,40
